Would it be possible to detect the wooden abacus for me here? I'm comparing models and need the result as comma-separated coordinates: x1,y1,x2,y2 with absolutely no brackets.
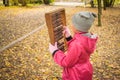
45,8,66,51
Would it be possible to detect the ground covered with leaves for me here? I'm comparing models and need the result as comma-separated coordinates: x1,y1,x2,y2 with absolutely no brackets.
0,5,120,80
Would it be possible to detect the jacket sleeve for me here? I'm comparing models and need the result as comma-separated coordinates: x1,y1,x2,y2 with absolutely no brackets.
66,36,72,41
53,42,82,68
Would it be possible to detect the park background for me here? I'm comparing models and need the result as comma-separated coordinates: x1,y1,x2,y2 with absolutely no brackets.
0,0,120,80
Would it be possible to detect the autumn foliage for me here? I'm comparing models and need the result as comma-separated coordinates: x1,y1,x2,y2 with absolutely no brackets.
0,5,120,80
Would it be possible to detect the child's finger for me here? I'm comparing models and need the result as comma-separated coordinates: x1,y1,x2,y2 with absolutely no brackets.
55,42,57,46
62,25,65,28
62,30,66,34
49,43,52,47
62,25,67,30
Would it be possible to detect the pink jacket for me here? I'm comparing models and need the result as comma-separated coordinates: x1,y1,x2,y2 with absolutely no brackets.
53,33,98,80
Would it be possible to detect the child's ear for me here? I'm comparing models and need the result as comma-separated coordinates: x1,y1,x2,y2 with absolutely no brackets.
79,14,90,19
92,12,97,18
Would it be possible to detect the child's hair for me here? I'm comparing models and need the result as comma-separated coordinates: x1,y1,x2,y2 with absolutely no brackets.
72,11,97,32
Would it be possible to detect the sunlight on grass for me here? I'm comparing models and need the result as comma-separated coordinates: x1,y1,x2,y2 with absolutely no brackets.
0,3,41,10
0,6,6,10
0,6,20,10
26,3,41,7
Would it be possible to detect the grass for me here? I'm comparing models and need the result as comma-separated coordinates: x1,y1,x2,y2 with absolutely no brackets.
26,3,42,8
0,3,42,10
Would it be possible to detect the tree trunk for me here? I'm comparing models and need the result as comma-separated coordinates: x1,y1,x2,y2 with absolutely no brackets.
43,0,50,5
97,0,102,26
90,0,94,8
3,0,5,4
13,0,19,6
3,0,9,6
111,0,115,7
21,0,27,6
103,0,106,10
106,0,115,7
18,0,27,6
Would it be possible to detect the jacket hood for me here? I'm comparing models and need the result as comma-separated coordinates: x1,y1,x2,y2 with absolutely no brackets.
74,33,98,54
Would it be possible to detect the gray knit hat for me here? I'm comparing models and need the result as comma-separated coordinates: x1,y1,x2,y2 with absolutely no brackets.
72,11,97,32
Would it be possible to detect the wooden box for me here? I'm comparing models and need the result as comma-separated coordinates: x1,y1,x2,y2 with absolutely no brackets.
45,8,66,51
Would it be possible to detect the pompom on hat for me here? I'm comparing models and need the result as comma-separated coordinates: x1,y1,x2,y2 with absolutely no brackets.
72,11,97,32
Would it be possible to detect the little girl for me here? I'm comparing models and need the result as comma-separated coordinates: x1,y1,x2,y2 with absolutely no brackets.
49,11,98,80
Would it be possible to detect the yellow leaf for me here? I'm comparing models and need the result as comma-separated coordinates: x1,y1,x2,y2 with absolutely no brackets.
34,79,39,80
53,77,58,80
5,61,11,67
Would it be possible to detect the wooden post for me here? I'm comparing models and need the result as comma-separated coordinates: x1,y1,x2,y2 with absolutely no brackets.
45,8,66,51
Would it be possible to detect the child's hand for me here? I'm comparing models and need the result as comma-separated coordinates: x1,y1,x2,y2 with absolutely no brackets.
49,42,58,54
63,26,71,38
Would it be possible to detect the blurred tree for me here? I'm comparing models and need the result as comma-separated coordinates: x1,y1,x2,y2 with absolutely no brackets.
103,0,107,10
97,0,102,26
32,0,43,4
102,0,115,10
94,0,116,8
106,0,115,7
90,0,95,8
12,0,18,5
3,0,9,6
43,0,50,5
19,0,27,6
29,0,42,4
